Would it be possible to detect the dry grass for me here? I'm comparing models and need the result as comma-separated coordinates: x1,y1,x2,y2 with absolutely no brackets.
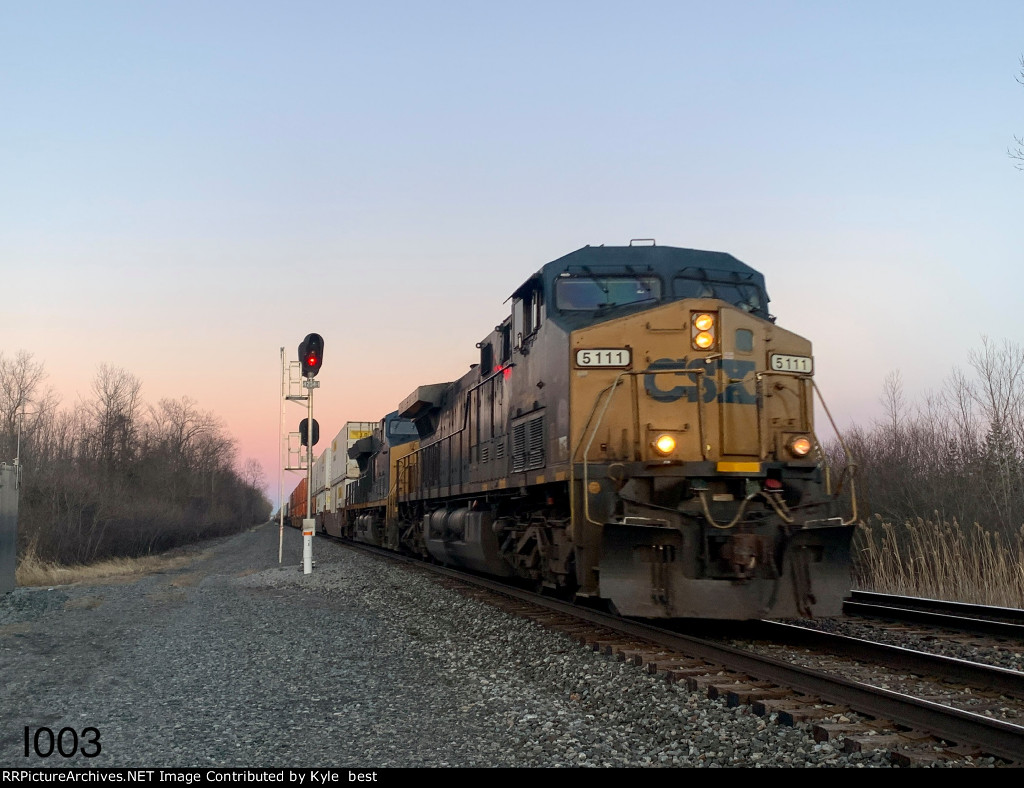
854,516,1024,608
15,544,204,588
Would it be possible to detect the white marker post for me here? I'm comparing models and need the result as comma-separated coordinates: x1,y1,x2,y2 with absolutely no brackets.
302,375,315,575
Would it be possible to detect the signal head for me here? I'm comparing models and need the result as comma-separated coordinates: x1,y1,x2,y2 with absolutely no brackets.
299,333,324,378
299,418,320,447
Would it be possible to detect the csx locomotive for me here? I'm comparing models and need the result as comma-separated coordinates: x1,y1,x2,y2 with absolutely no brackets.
289,241,856,620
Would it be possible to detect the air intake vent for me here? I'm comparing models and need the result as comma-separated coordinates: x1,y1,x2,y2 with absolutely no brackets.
512,413,545,473
527,416,544,470
512,424,527,473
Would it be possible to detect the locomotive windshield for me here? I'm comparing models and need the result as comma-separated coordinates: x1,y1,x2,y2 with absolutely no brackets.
387,420,418,445
384,413,419,446
672,268,768,317
555,275,661,311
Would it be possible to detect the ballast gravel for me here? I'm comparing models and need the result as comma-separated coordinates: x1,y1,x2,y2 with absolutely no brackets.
0,523,918,768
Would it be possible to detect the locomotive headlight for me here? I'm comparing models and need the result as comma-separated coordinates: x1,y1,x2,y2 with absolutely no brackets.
653,434,676,455
691,312,717,350
693,331,714,349
789,436,813,457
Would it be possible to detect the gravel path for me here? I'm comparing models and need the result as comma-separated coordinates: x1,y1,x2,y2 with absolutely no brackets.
0,522,929,768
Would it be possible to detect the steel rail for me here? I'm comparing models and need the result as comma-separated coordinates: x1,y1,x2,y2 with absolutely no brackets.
843,602,1024,641
746,619,1024,697
849,591,1024,622
846,591,1024,640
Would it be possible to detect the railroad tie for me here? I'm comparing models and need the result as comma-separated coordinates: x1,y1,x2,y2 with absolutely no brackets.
611,648,656,664
593,639,642,656
664,666,721,685
751,697,817,717
541,623,592,635
811,721,897,743
888,747,960,767
726,685,793,707
843,730,935,754
707,680,774,701
687,673,749,694
643,657,706,675
776,705,849,726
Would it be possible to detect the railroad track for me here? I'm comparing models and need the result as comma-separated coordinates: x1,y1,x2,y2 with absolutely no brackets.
332,538,1024,765
843,590,1024,641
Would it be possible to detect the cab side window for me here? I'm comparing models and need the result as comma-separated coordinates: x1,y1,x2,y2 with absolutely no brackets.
499,321,512,363
513,283,543,349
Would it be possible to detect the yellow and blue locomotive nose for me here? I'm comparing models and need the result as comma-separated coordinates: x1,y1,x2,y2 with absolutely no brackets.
568,297,852,619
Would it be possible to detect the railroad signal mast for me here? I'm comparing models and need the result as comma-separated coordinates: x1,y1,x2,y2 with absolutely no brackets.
278,333,324,574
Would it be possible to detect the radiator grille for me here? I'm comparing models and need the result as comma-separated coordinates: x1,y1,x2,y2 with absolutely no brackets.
512,414,544,472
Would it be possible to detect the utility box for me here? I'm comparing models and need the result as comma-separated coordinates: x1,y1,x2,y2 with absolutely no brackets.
0,464,18,593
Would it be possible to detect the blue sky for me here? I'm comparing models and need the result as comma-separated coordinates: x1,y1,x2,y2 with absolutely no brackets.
2,2,1022,505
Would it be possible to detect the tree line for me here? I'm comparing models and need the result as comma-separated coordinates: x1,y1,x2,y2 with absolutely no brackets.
833,337,1024,535
1,351,271,566
826,338,1024,603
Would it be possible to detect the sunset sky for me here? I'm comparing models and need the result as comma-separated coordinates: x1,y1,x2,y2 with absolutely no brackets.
3,2,1023,507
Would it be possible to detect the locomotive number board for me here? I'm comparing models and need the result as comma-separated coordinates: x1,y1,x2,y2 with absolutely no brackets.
769,354,813,374
576,348,632,368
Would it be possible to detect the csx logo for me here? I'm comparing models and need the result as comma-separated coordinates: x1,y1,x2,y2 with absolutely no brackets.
643,358,757,404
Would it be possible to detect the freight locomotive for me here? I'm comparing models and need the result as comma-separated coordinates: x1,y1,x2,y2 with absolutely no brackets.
288,241,856,620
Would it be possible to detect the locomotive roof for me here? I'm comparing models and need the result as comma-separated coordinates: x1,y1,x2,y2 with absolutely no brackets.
513,243,772,325
547,244,764,279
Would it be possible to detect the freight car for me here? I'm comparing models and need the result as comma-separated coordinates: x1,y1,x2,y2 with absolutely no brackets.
286,476,308,529
323,421,377,538
296,241,856,620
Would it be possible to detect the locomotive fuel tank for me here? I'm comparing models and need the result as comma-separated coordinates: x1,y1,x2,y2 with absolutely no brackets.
423,508,513,576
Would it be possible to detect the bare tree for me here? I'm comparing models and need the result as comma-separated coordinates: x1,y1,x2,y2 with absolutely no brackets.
1012,56,1024,170
967,337,1024,528
880,370,905,444
241,458,266,491
149,397,222,474
84,364,143,473
0,350,59,461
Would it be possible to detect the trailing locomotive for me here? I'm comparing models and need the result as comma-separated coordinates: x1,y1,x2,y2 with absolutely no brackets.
290,241,856,620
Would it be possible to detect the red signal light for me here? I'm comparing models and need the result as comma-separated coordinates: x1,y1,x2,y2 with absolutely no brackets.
298,333,324,378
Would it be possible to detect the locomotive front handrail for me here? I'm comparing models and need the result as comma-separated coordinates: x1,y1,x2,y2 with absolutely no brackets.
753,371,859,526
570,369,693,527
811,378,858,525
